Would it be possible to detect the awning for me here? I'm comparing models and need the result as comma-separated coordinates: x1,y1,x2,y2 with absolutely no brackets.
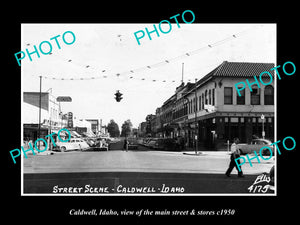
70,131,81,138
83,131,96,138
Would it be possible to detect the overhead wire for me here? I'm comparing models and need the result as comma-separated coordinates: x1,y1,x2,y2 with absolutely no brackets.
37,25,263,83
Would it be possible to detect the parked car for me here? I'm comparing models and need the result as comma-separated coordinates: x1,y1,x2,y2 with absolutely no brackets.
144,138,156,147
153,138,180,151
128,138,138,150
142,138,152,146
56,138,90,152
93,138,109,151
147,139,158,149
237,139,274,156
84,138,95,147
153,138,165,150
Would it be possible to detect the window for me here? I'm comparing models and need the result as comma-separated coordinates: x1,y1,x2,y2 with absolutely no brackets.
209,90,211,104
251,85,260,105
194,98,196,111
237,89,245,105
224,87,233,104
202,93,204,109
264,85,274,105
212,89,215,105
199,95,201,110
205,90,208,104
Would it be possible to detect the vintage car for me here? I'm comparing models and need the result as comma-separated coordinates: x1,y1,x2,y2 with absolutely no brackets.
127,138,138,150
237,139,274,156
56,138,90,152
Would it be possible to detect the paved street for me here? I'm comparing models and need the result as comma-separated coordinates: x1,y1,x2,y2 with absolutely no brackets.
23,142,275,194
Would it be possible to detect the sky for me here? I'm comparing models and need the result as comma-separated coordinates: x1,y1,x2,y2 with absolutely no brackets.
21,23,276,128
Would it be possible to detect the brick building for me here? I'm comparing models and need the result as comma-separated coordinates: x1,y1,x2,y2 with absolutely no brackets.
145,61,275,150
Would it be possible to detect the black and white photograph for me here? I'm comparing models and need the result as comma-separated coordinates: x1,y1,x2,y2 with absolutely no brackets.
4,3,298,223
20,23,276,195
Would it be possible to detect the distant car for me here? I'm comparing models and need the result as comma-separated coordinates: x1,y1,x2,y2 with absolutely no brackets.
147,139,158,149
137,138,144,145
153,138,180,151
128,138,138,150
237,139,274,156
142,138,151,146
56,138,90,152
84,138,95,147
144,138,158,148
93,138,109,151
153,138,165,150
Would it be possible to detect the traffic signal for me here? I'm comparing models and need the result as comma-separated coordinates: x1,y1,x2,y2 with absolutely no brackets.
115,90,123,102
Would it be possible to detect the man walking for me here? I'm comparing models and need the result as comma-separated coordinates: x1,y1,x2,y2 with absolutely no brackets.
225,137,244,177
123,138,129,152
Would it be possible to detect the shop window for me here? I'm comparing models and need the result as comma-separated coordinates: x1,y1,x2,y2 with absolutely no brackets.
251,85,260,105
264,85,274,105
224,87,233,105
231,117,239,123
237,89,245,105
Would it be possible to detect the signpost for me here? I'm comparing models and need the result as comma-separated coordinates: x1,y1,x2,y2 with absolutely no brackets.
261,114,265,139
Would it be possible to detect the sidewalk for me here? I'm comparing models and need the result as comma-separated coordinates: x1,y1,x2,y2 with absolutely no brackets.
183,146,230,154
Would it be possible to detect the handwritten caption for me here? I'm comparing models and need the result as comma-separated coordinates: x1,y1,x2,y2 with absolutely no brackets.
53,184,185,194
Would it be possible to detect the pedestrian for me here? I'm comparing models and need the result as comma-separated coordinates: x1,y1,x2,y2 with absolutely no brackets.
123,138,129,151
179,136,185,151
225,137,244,177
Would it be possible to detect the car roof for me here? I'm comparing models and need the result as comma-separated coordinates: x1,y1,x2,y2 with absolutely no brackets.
253,139,272,143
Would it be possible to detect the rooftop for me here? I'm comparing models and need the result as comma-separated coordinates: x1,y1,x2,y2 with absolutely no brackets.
197,61,275,85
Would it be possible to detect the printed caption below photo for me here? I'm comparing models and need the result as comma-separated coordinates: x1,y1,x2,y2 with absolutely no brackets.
69,208,236,216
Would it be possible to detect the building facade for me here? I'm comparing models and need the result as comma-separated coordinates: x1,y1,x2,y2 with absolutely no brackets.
85,119,99,135
23,92,67,142
143,61,275,150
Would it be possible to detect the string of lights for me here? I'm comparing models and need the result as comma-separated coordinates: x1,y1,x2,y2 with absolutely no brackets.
39,25,262,83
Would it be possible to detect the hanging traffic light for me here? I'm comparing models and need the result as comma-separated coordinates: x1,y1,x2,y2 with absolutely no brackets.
115,90,123,102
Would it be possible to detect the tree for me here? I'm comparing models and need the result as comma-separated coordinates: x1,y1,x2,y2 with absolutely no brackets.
121,119,133,137
107,119,120,137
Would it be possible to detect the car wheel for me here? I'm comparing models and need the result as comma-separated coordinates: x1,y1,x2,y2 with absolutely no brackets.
61,146,66,152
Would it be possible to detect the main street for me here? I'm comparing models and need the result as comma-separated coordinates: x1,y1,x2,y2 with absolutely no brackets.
23,141,275,194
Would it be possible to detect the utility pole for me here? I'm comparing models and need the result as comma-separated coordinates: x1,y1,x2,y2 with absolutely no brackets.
181,63,184,84
38,76,42,150
194,78,198,155
261,114,265,139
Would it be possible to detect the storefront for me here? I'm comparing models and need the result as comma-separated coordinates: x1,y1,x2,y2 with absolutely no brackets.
23,124,48,142
197,113,274,150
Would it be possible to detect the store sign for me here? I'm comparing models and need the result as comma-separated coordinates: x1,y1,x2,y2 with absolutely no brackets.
57,96,72,102
67,112,73,128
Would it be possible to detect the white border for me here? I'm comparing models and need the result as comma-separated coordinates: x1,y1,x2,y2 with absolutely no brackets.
20,23,277,196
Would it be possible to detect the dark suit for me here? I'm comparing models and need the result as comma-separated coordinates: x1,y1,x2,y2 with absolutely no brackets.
226,153,244,176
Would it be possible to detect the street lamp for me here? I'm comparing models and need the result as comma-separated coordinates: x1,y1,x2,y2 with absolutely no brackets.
261,114,265,139
182,97,190,150
194,78,198,155
38,76,42,151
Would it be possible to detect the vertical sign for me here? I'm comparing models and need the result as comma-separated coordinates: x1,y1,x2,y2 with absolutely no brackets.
67,112,73,128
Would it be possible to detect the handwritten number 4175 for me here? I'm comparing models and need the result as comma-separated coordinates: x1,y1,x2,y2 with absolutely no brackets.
248,185,269,193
